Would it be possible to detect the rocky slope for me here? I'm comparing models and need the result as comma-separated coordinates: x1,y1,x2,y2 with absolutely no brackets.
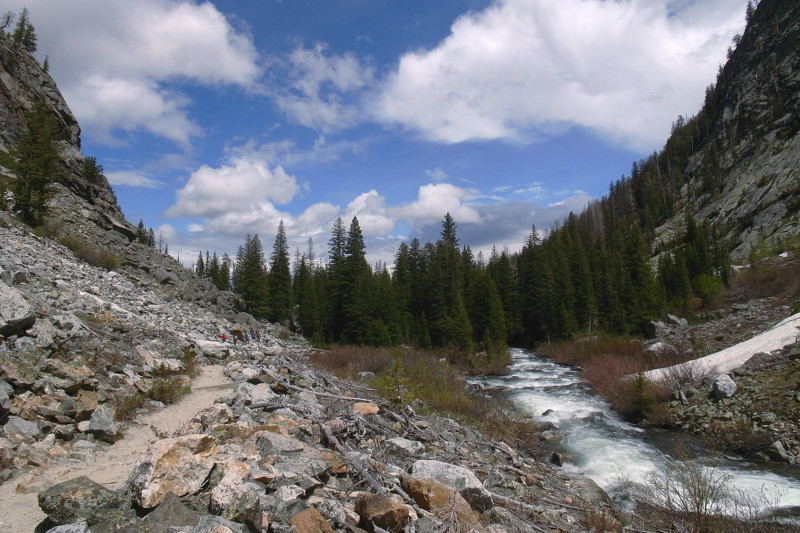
1,208,616,532
654,0,800,260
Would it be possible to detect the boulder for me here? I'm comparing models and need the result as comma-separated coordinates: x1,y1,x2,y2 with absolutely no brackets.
127,434,218,508
354,494,411,533
87,405,119,442
386,437,425,456
402,477,484,532
711,374,737,399
0,281,36,336
289,507,336,533
255,431,330,478
38,476,133,526
411,459,493,512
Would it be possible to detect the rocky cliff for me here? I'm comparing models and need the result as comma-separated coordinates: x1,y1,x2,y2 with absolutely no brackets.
655,0,800,260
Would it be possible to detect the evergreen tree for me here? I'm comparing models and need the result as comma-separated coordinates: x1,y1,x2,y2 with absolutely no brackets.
218,253,232,291
82,156,103,184
135,219,148,244
341,217,372,343
325,217,348,341
147,228,156,248
293,256,320,338
195,251,206,277
268,220,292,323
233,234,270,318
9,99,60,226
11,8,36,52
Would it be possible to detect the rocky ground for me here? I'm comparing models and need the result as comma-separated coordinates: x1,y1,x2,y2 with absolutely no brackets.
647,254,800,466
0,211,617,532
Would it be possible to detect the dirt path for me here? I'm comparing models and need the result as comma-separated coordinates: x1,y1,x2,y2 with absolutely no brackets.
0,365,235,532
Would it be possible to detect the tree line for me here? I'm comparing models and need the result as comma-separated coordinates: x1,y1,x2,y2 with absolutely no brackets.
194,200,729,354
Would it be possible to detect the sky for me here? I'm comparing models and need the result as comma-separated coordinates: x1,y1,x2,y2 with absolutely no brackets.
11,0,748,267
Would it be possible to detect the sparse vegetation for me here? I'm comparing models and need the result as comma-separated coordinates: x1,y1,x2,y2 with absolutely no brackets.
309,345,543,454
146,376,191,404
58,235,121,270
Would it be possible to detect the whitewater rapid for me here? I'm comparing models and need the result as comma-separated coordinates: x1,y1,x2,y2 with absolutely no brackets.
474,348,800,515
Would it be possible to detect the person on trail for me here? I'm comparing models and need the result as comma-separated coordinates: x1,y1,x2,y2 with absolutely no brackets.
221,333,227,343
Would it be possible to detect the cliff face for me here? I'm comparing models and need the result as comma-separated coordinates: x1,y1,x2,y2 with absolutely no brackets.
658,0,800,259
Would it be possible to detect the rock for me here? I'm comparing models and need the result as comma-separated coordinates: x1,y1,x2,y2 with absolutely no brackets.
0,281,36,337
138,491,203,531
353,402,380,415
4,415,41,440
87,404,119,442
550,451,573,467
711,374,737,399
767,441,792,463
402,477,484,532
289,507,336,533
255,431,330,479
386,437,424,456
354,494,411,533
127,434,218,508
44,523,92,533
411,459,493,512
38,476,133,526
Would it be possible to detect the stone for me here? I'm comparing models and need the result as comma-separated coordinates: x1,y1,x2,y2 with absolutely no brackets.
127,434,218,508
402,477,484,532
354,494,411,533
38,476,133,526
4,415,40,439
87,404,119,442
0,281,36,337
44,523,92,533
767,440,791,463
353,402,380,415
411,459,493,512
289,507,336,533
711,374,737,399
386,437,425,456
255,431,330,478
139,491,202,530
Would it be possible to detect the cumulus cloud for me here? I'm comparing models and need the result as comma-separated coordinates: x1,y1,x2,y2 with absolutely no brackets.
273,43,375,133
166,154,301,218
389,183,483,228
374,0,745,151
16,0,261,146
344,190,395,236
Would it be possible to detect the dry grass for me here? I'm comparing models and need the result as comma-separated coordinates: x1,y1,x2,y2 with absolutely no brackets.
308,345,543,455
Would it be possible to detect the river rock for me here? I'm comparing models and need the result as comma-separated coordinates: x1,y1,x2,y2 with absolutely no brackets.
711,374,737,399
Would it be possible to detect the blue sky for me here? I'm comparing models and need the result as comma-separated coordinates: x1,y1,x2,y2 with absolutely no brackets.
14,0,747,266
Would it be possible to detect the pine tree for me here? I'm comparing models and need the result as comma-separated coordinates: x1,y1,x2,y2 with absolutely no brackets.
341,217,372,343
325,217,348,341
9,99,60,226
233,234,270,318
293,256,320,338
268,220,292,324
195,251,206,277
11,8,36,52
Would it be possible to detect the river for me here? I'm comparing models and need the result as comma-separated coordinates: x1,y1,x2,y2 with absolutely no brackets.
473,347,800,517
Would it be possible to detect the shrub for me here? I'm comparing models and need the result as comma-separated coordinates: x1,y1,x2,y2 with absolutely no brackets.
147,376,190,404
59,235,121,271
114,392,144,421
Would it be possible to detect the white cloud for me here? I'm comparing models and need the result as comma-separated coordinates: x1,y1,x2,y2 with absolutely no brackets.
344,190,395,236
18,0,261,146
389,183,483,227
425,167,448,182
104,169,164,188
166,154,301,218
375,0,746,151
273,43,375,133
